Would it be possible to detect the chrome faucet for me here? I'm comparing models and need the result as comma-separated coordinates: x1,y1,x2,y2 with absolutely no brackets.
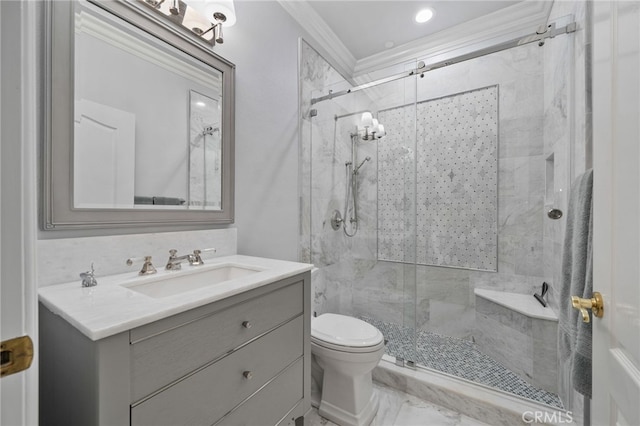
165,249,194,270
80,263,98,287
191,248,217,266
126,256,157,275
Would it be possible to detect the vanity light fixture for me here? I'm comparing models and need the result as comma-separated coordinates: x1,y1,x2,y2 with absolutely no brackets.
141,0,236,46
185,0,236,44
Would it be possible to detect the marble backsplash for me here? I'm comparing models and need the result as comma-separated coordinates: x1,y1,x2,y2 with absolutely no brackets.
37,228,237,287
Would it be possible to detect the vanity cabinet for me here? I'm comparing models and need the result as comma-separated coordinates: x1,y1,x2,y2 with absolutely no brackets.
39,272,311,426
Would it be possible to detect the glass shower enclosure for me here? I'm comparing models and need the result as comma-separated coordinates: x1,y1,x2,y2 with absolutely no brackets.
300,23,574,408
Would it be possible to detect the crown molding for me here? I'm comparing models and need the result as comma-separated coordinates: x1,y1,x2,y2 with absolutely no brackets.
353,0,552,77
76,10,220,91
277,0,356,79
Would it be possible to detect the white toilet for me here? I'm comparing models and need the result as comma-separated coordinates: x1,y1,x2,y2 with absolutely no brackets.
310,313,385,426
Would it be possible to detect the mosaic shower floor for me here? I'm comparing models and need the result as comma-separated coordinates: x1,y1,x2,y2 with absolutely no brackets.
359,316,564,409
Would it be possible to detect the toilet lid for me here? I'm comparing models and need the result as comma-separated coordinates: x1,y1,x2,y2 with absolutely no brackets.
311,313,384,347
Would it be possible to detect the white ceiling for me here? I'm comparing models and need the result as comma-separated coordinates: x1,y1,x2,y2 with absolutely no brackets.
306,1,522,60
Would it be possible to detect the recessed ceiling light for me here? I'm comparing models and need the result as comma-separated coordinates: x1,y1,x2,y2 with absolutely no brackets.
415,8,434,24
385,41,395,49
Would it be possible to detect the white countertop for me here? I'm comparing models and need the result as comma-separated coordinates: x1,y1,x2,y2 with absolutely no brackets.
474,288,558,321
38,255,313,341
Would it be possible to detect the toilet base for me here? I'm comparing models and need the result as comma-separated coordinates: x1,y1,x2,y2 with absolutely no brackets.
318,389,379,426
312,355,380,426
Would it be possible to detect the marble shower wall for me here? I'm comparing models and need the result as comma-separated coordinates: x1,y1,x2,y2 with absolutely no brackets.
301,40,555,341
300,41,386,317
300,43,421,324
378,86,499,271
348,42,549,340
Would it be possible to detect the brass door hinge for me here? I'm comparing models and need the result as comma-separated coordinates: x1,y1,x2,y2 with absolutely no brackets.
1,336,34,378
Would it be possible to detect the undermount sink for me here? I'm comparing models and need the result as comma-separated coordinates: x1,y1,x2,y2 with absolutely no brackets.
122,264,263,298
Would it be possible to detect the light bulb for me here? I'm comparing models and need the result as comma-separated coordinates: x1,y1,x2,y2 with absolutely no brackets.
205,0,236,27
415,8,434,24
184,0,236,27
361,112,373,128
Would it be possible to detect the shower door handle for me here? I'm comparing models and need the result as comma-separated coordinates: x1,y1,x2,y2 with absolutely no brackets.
571,292,604,323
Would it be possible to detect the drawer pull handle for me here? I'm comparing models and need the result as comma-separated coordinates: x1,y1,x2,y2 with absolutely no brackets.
243,371,253,380
242,321,252,329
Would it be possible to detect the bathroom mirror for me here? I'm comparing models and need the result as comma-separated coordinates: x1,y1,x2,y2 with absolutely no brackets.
44,0,235,229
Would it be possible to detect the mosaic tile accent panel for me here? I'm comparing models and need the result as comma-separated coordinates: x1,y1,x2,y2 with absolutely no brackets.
378,86,498,271
359,316,563,409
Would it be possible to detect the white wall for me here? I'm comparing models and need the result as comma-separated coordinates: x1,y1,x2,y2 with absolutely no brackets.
214,1,317,261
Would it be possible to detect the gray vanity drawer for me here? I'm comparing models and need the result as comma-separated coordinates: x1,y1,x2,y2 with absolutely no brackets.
215,358,304,426
131,316,303,426
130,281,303,402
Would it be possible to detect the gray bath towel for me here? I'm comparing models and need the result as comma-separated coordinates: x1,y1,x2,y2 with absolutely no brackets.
558,169,593,398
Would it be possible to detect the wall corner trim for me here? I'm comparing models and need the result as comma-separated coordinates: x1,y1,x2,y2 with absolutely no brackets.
277,0,356,78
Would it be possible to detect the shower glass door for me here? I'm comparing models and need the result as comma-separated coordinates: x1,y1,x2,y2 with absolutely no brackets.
303,53,418,368
367,61,419,366
306,77,385,324
405,37,570,409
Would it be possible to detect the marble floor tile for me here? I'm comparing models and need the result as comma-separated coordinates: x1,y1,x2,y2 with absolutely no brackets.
359,316,563,408
393,399,491,426
306,383,490,426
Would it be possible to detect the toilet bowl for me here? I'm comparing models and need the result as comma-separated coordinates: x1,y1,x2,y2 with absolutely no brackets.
311,313,385,426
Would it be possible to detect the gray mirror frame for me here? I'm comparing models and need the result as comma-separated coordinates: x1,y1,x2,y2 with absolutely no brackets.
43,0,235,230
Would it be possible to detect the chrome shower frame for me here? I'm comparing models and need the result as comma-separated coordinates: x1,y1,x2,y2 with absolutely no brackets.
310,22,576,106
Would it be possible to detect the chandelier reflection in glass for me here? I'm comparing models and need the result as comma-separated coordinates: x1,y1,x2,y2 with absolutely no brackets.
358,111,386,141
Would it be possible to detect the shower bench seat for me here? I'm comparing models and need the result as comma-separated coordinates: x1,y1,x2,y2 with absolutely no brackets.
474,288,558,395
